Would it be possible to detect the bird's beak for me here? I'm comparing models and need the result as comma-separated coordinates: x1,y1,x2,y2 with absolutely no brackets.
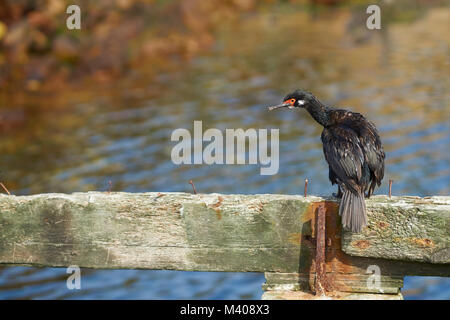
267,102,291,111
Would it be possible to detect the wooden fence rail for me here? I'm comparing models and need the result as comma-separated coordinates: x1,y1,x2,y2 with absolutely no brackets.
0,192,448,299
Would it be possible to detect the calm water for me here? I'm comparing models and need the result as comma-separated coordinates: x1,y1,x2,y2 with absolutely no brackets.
0,3,449,299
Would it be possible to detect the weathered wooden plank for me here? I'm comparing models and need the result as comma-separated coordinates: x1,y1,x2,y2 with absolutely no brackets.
341,196,450,264
263,272,403,294
0,192,318,271
0,192,448,277
261,291,403,300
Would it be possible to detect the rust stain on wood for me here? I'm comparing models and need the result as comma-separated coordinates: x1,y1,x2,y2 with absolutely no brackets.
314,201,372,292
410,238,434,248
377,221,389,229
352,240,371,250
393,237,435,248
211,196,223,208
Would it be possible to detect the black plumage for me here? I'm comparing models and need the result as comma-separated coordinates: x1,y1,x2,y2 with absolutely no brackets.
268,90,385,232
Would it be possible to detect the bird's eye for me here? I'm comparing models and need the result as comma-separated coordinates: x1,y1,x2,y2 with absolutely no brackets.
283,98,297,105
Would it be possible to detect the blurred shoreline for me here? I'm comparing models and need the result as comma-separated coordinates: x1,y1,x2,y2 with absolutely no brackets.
0,0,266,95
0,0,446,100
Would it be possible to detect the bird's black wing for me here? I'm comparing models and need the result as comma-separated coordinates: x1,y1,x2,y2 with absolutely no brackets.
357,120,385,187
321,126,365,194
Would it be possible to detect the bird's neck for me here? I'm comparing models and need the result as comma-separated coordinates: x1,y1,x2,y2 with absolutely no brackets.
305,98,330,127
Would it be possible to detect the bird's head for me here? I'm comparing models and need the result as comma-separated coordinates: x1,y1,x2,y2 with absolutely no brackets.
268,90,316,111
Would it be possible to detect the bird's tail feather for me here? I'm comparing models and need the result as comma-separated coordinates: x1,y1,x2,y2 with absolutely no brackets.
339,189,367,233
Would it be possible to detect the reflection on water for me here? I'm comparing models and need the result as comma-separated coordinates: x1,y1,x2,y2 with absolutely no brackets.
0,4,449,299
0,268,262,299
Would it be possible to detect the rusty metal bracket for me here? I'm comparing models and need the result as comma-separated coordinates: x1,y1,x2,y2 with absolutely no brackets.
315,203,327,296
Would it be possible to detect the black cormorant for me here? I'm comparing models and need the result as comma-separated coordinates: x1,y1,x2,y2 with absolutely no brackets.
268,90,385,232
